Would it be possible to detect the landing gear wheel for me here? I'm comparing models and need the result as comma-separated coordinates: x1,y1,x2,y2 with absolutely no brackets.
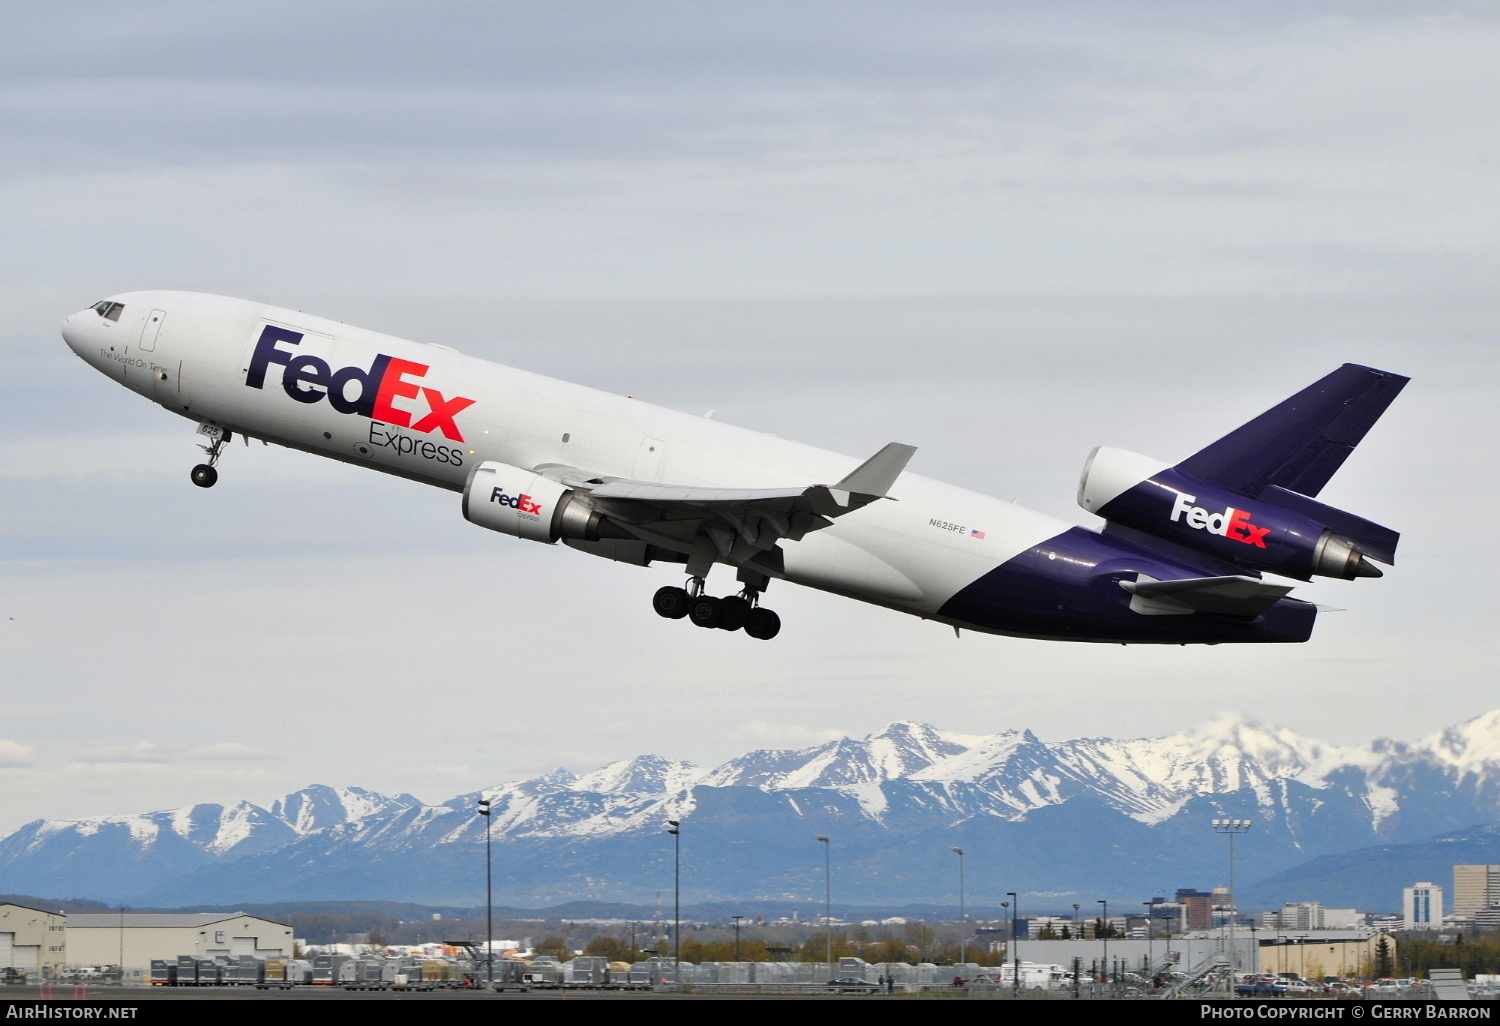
744,608,781,640
688,595,725,628
716,596,751,632
652,586,690,619
190,464,218,489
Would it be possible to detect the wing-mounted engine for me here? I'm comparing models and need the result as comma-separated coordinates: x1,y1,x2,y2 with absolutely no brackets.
1077,363,1407,582
462,461,612,544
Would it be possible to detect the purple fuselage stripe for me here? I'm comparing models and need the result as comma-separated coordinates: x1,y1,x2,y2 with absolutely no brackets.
938,526,1316,643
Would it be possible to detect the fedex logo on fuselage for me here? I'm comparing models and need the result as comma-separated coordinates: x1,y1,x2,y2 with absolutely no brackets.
1169,491,1271,548
490,489,543,516
245,326,475,442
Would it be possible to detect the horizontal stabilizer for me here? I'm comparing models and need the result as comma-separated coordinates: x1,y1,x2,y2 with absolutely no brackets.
1176,364,1408,499
1121,575,1294,617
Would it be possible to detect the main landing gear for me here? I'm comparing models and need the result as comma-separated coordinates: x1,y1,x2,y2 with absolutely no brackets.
191,424,231,488
652,578,781,640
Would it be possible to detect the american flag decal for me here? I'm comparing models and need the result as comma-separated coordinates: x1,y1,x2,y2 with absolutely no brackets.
971,529,985,539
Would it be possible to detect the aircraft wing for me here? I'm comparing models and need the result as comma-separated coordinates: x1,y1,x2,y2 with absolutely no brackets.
539,442,916,578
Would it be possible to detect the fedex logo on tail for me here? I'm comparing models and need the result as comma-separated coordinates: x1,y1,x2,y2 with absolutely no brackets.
1169,491,1271,548
246,326,475,442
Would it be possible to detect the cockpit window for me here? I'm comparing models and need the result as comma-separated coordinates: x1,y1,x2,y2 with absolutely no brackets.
90,301,124,322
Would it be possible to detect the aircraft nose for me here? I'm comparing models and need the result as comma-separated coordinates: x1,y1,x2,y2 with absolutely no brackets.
61,310,88,355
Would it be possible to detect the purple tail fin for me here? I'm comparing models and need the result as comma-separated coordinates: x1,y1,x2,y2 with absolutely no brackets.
1176,363,1409,500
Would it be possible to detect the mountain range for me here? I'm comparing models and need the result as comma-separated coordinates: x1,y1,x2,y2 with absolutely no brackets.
4,712,1500,909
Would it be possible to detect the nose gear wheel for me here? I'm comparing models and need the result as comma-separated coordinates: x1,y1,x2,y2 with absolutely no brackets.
191,424,232,489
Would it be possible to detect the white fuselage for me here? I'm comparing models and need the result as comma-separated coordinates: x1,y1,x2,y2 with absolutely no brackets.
62,291,1073,628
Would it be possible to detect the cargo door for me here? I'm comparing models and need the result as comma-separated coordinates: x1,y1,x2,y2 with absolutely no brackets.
138,309,166,352
139,310,183,407
0,932,12,967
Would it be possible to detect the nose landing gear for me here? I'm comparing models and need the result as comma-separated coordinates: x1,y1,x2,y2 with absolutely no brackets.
653,576,780,639
191,424,231,489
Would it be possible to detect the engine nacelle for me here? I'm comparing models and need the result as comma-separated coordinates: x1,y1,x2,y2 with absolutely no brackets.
462,461,607,544
1079,447,1392,581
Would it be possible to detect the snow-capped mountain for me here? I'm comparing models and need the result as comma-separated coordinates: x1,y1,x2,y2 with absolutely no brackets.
5,711,1500,907
702,722,982,789
270,785,422,834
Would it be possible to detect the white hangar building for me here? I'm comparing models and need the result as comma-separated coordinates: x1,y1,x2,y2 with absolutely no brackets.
67,912,293,971
0,903,68,976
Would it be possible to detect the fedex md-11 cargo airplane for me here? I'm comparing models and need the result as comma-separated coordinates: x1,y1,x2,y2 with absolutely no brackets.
63,292,1407,644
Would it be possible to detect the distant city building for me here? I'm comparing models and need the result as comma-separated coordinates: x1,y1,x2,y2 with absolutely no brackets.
1177,889,1214,931
1145,898,1175,937
1403,883,1443,931
1211,886,1243,928
1453,865,1500,917
1323,909,1361,929
1264,902,1326,931
1128,898,1175,938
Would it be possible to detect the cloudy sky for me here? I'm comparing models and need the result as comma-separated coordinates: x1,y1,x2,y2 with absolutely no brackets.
1,1,1496,835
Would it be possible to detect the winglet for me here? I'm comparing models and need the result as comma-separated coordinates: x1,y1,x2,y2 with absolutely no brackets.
835,443,917,498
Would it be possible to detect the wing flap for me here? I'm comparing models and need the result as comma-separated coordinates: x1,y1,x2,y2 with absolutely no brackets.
587,482,809,505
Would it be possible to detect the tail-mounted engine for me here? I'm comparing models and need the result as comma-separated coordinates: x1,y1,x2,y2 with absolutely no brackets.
1077,363,1407,583
1079,447,1394,581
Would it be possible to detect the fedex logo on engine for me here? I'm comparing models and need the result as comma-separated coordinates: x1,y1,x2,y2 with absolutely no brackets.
491,489,543,516
1169,492,1271,548
245,326,475,442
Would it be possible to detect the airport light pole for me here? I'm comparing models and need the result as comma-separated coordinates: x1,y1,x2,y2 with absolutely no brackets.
731,916,743,962
952,847,967,964
1000,901,1009,979
1143,900,1155,982
1007,892,1019,998
1072,903,1080,942
477,797,493,986
1211,818,1252,975
815,835,832,977
667,819,681,983
1098,900,1109,989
